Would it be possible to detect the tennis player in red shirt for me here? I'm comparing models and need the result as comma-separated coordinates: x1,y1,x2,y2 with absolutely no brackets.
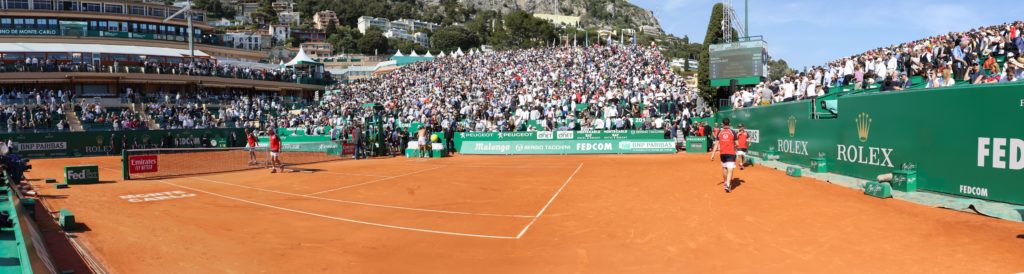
736,124,749,171
710,118,738,193
269,128,282,173
246,129,258,166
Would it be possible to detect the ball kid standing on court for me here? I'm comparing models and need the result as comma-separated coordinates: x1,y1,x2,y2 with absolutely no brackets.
269,128,282,173
246,129,258,165
710,118,738,193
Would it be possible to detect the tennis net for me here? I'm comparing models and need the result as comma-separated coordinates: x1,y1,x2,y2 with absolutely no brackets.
123,141,349,180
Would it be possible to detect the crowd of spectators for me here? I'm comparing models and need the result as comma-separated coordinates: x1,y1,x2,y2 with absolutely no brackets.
730,21,1024,109
284,43,708,138
144,102,220,129
0,88,72,132
0,58,331,84
2,43,717,136
76,102,148,131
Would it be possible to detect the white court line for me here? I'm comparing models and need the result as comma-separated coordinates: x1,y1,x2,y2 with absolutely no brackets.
95,166,119,172
309,171,390,178
306,166,444,196
388,162,578,169
189,176,535,218
156,179,518,239
515,163,584,239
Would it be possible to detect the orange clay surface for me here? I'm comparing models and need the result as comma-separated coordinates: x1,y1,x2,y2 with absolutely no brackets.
27,153,1024,273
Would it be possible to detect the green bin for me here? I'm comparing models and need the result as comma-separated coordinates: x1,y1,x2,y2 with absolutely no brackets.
810,157,828,173
892,170,918,192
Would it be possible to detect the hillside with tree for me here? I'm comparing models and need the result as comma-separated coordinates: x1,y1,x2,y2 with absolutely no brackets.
282,0,701,56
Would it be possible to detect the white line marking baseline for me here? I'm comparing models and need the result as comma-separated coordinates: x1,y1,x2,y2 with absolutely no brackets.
189,176,534,218
516,163,584,239
157,179,518,239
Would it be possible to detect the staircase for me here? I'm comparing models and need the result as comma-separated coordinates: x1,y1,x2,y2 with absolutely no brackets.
65,104,84,132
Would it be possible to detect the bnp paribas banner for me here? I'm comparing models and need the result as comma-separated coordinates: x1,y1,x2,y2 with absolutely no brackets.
719,82,1024,205
0,129,245,158
455,130,674,155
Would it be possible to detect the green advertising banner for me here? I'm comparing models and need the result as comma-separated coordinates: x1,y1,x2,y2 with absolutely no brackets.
454,130,673,155
718,82,1024,205
0,128,245,159
685,136,708,153
0,28,59,35
459,139,676,155
64,165,99,184
454,130,667,151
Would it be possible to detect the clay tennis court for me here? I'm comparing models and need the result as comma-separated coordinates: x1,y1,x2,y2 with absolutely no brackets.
27,153,1024,273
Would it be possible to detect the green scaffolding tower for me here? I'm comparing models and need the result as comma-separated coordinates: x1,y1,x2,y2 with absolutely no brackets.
362,103,387,157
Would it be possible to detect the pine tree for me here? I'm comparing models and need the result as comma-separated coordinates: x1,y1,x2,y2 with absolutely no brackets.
698,3,727,103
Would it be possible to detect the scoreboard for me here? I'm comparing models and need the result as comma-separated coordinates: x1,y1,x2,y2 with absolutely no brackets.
709,40,768,86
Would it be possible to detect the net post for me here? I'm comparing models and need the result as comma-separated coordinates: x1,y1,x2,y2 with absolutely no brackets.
122,149,130,180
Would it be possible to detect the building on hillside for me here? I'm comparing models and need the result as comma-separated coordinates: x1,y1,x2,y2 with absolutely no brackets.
223,30,270,50
209,18,241,27
399,18,440,32
532,14,581,28
357,16,437,47
269,24,291,45
357,16,389,33
640,25,662,35
383,29,429,47
290,29,326,42
357,16,440,34
313,10,338,30
300,42,333,58
670,58,699,71
239,2,260,23
277,11,302,26
272,0,293,13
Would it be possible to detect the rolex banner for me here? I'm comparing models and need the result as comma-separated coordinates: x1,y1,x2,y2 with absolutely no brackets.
718,83,1024,205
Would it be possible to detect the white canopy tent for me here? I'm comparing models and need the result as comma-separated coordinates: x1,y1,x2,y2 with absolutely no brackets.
284,47,320,67
283,47,326,82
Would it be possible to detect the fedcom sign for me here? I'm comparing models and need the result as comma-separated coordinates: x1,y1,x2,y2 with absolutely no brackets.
977,138,1023,170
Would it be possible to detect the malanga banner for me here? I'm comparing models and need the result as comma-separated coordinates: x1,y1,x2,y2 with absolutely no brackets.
455,130,675,155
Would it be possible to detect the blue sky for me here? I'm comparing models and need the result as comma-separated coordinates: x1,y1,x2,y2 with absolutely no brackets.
630,0,1024,69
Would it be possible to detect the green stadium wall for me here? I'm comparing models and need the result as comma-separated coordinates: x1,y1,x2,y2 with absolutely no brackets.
717,83,1024,205
0,129,245,159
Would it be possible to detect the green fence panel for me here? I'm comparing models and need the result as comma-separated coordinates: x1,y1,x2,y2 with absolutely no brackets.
718,83,1024,205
